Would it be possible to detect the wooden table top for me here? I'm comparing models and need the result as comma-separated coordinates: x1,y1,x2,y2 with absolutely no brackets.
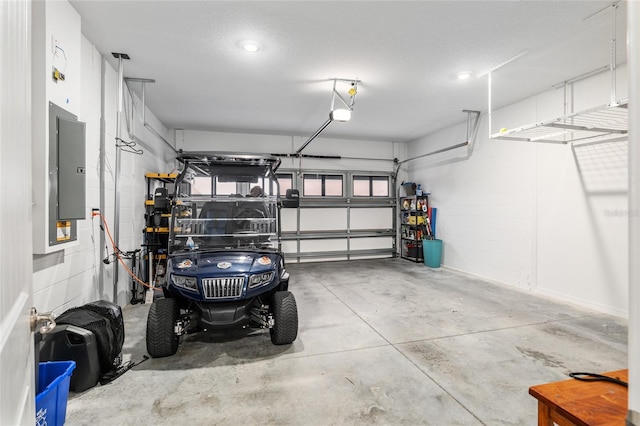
529,370,628,426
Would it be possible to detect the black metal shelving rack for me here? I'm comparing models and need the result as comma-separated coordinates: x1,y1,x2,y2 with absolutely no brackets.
143,172,178,286
399,185,429,263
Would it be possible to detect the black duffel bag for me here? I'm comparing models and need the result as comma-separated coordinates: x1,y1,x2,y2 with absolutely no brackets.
56,300,124,373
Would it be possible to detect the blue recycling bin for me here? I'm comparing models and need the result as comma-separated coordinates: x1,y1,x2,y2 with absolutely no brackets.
422,239,443,268
36,361,76,426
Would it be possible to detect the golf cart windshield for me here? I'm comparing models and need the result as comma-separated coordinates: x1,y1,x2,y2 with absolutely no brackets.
168,153,282,253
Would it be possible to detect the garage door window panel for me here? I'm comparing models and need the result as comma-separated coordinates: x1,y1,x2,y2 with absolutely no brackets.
372,177,389,197
214,178,236,195
353,175,389,197
303,174,343,197
324,175,343,197
277,173,294,195
192,176,212,195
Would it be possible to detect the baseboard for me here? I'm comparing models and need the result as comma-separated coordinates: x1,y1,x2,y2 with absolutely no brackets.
440,265,628,318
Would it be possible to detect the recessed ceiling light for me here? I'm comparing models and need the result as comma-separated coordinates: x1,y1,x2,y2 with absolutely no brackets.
241,41,261,52
456,71,472,80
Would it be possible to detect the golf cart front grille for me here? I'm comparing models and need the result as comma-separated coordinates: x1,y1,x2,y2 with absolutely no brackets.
202,277,244,299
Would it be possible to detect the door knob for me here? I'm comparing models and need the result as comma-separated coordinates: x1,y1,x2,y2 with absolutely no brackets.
30,307,56,334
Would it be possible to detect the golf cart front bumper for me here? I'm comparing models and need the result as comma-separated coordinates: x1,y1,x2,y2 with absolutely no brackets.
194,299,256,329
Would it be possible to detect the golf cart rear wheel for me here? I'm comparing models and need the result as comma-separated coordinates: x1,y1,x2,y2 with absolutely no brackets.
146,297,179,358
270,291,298,345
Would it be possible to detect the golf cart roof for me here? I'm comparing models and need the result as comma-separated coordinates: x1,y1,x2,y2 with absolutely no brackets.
177,152,281,177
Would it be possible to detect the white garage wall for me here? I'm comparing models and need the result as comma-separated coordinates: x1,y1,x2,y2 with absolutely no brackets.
176,129,398,172
31,0,82,255
99,57,176,306
32,0,175,314
406,65,629,317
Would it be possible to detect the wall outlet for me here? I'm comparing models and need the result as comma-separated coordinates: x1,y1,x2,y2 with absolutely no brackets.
52,67,65,83
52,67,61,83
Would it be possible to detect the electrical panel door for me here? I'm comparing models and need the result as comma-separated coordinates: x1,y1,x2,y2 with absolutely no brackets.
57,116,86,220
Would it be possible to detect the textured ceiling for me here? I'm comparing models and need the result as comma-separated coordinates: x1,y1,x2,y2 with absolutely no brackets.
69,1,627,142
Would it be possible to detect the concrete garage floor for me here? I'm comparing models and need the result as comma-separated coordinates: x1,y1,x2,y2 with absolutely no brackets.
66,259,627,425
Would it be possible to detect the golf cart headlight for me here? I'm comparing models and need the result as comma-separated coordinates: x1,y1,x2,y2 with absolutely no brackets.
172,275,198,292
249,271,274,288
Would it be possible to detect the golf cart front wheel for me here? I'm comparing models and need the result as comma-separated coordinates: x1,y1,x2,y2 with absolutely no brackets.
270,291,298,345
146,297,179,358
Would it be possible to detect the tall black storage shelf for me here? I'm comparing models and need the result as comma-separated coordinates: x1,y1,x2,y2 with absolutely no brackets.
399,184,429,262
143,172,179,286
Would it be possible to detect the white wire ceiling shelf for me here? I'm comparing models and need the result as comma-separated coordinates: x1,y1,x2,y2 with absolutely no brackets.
490,101,628,145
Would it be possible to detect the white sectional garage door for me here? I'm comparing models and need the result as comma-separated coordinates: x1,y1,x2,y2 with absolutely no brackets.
279,169,396,262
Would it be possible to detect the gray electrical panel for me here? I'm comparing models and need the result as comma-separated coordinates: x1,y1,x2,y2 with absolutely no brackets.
48,102,86,247
57,116,86,219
